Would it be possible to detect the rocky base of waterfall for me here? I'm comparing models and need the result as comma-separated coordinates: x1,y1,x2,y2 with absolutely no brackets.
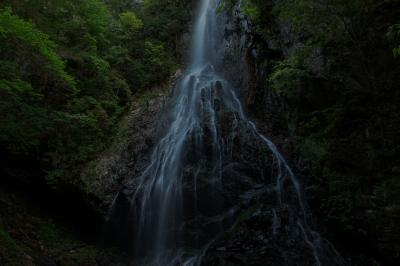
201,195,344,266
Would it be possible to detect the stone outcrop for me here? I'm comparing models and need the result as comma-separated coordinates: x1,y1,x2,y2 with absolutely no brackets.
79,71,182,214
217,4,291,151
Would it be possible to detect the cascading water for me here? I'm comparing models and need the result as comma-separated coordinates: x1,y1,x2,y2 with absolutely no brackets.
109,0,344,265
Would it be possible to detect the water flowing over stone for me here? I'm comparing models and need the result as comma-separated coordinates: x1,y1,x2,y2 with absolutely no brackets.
108,1,345,265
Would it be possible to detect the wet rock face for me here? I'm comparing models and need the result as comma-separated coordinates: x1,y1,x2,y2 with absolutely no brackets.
110,76,341,265
216,4,288,141
216,7,252,103
176,96,275,247
196,5,346,266
105,75,313,261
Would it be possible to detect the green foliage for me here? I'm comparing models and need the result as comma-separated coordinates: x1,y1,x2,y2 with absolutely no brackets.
120,11,143,32
4,0,113,51
0,79,46,154
393,47,400,57
235,0,275,40
269,58,311,100
139,40,175,86
140,0,191,55
0,0,191,186
389,24,400,57
241,0,260,20
0,8,75,88
217,0,234,14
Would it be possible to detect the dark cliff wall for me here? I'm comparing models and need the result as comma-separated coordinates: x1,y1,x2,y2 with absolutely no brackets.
218,4,290,149
219,1,400,265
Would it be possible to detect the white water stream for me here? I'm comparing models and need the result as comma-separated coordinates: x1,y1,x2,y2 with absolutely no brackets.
122,1,330,265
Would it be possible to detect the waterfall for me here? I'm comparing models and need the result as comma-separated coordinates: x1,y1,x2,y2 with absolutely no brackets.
109,1,344,265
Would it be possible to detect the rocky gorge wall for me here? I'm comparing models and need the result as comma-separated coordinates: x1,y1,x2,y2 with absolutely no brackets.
217,1,400,265
81,1,344,264
217,3,292,155
197,4,345,265
57,1,398,265
90,1,344,264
